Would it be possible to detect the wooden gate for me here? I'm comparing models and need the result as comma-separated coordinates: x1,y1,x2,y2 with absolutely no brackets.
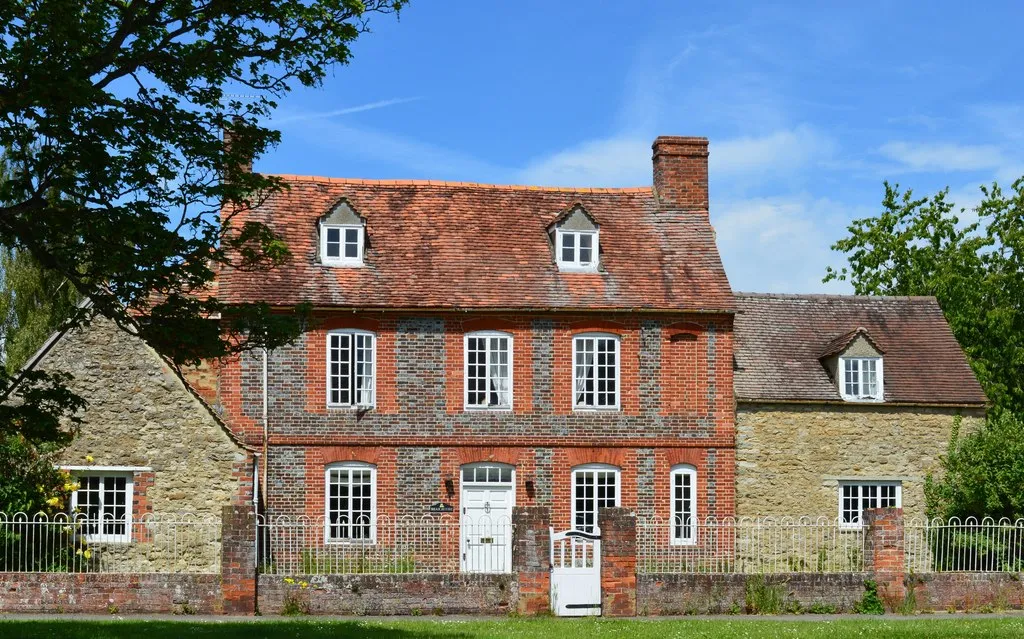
549,527,601,616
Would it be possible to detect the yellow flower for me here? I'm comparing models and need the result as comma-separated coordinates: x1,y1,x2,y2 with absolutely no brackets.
83,549,92,560
64,482,80,492
75,549,83,556
84,455,95,463
283,577,294,585
45,497,61,508
299,581,309,589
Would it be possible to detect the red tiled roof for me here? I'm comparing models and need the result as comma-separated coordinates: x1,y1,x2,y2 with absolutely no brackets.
218,176,734,312
734,293,987,406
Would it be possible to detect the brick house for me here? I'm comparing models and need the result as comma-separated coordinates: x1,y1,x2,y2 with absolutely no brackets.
14,134,987,585
733,293,987,523
210,136,737,570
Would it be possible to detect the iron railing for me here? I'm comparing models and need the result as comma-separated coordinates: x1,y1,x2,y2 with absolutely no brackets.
637,517,866,574
257,514,513,575
905,518,1024,573
0,512,222,573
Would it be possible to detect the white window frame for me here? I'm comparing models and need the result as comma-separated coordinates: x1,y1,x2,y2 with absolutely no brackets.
68,472,134,544
838,481,902,529
326,329,376,409
463,331,513,411
573,333,621,410
320,223,364,266
555,229,599,272
839,356,884,402
571,463,620,533
324,462,377,544
670,465,698,546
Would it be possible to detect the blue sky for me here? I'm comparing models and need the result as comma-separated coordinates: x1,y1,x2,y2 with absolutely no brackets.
255,1,1024,294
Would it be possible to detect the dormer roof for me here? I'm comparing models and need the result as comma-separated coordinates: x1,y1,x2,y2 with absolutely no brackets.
819,326,886,360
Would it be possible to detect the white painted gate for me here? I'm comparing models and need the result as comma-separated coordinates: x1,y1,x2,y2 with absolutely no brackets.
461,485,512,573
550,527,601,616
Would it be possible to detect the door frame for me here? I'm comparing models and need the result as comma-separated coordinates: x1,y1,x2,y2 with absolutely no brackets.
459,462,516,573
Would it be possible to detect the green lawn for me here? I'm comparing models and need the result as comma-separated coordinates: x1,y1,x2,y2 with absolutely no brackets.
3,617,1024,639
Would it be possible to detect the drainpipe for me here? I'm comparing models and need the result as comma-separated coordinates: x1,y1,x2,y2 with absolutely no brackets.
261,347,269,509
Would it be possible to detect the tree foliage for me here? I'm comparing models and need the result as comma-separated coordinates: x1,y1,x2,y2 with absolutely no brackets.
925,413,1024,522
0,1,405,445
825,179,1024,414
0,247,81,372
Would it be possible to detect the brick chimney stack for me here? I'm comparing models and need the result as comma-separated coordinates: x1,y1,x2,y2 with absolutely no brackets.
651,136,708,211
223,115,253,174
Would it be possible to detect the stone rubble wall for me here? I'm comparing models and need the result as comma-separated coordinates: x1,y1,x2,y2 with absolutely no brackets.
736,403,984,519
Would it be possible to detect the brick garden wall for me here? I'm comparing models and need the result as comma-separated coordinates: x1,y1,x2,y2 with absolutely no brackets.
257,574,516,616
0,573,224,614
638,573,868,615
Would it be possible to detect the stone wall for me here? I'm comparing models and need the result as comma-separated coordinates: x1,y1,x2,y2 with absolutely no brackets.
257,574,516,615
736,403,984,519
38,317,252,518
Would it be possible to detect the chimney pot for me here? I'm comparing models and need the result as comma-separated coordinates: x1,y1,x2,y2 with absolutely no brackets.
652,136,708,211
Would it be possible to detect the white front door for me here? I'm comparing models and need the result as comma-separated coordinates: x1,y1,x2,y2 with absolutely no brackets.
461,484,513,573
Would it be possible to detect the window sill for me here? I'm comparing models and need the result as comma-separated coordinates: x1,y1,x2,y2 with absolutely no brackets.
326,404,375,411
557,265,603,274
82,536,132,545
324,538,378,546
572,407,621,413
670,539,697,547
840,396,885,404
320,260,365,268
463,406,513,413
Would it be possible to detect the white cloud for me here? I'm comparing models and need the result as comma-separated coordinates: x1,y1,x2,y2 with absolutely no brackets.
515,125,835,189
711,125,835,178
714,195,863,294
878,141,1008,173
516,137,651,187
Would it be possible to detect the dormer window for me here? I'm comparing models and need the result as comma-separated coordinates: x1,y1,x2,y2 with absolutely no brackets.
321,224,363,266
557,229,598,270
549,204,601,273
840,356,883,402
319,198,365,266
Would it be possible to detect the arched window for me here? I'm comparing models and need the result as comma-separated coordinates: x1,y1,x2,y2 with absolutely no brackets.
572,333,620,410
464,331,512,409
670,465,697,545
324,462,376,542
326,329,376,408
571,463,620,532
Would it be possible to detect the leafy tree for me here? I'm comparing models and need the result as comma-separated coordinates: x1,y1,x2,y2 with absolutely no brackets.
828,180,1024,521
0,1,405,444
0,247,81,372
825,179,1024,414
925,413,1024,522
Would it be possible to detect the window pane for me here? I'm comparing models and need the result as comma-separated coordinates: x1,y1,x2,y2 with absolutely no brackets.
561,233,575,262
344,228,360,258
579,234,593,263
326,228,341,258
